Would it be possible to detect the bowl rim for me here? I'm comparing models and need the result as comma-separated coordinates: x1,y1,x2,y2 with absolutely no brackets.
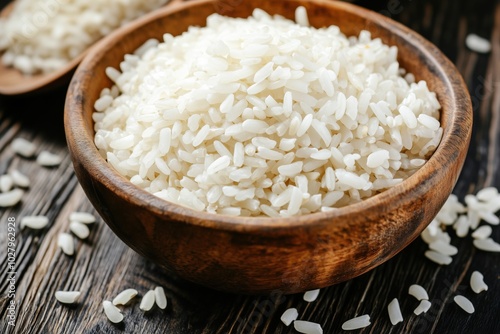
65,0,472,233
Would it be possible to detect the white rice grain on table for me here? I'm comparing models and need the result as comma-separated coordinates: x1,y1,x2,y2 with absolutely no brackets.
471,225,493,239
0,174,13,192
341,315,371,330
20,216,49,230
280,308,298,326
140,290,156,311
93,7,442,217
425,250,453,265
155,286,167,309
428,240,458,256
36,151,63,167
10,169,30,188
293,320,323,334
414,300,432,315
103,300,124,323
69,221,90,239
465,34,492,53
113,289,138,306
388,298,403,325
470,271,488,294
473,238,500,252
57,233,75,256
11,138,36,158
303,289,320,302
0,189,24,207
454,295,475,314
55,291,81,304
408,284,429,301
70,212,96,224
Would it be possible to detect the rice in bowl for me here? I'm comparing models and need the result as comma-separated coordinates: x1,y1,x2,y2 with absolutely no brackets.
93,7,442,218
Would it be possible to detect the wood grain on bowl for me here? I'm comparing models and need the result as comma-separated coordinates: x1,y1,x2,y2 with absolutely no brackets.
64,0,472,294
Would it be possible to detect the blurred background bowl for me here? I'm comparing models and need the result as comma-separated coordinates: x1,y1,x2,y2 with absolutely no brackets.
64,0,472,294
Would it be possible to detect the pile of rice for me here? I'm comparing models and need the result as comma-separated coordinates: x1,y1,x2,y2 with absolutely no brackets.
0,0,169,74
93,8,443,217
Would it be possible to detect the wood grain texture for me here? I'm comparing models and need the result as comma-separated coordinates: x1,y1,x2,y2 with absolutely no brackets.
1,0,499,333
65,0,471,294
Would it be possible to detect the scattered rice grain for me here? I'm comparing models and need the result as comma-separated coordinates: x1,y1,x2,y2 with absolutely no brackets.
280,308,298,326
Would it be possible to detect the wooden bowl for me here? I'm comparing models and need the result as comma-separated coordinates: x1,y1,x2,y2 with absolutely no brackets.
64,0,472,294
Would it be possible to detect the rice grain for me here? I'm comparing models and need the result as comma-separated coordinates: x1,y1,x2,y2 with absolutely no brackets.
0,189,24,207
155,286,167,309
58,233,75,256
293,320,323,334
408,284,429,301
20,216,49,230
0,174,13,192
37,151,62,167
342,315,371,330
470,271,488,294
10,169,30,188
70,212,96,224
140,290,156,311
413,300,432,315
103,300,124,323
11,138,36,158
388,298,403,325
454,295,475,314
55,291,81,304
69,221,90,239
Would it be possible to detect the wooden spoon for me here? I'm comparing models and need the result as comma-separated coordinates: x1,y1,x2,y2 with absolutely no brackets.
0,0,184,95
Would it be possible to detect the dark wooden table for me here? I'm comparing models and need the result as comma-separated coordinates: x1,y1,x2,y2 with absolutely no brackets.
1,0,499,333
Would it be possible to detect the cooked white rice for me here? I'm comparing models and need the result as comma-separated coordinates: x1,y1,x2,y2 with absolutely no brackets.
0,0,169,74
93,7,442,217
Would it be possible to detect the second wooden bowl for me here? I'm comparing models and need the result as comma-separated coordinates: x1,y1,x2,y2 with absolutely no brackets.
64,0,472,294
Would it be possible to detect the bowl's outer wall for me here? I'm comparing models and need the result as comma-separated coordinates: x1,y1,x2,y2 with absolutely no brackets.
65,0,472,293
